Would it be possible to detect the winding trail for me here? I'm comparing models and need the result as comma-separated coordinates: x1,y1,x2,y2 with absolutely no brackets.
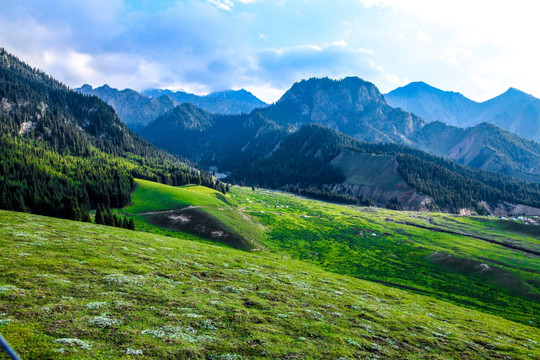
388,219,540,256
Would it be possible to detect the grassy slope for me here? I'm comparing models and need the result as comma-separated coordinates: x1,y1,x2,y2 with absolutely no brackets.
124,180,225,213
331,151,402,189
231,187,540,325
119,179,265,251
0,210,539,359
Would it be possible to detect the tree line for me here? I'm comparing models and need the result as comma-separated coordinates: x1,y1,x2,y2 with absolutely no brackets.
95,205,135,230
231,124,540,212
0,48,227,224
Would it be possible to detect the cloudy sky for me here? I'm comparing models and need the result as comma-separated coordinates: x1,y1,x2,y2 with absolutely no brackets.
1,0,539,103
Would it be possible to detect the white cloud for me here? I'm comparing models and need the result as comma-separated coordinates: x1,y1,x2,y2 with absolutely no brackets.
356,0,540,101
207,0,257,10
385,74,408,86
207,0,234,11
3,0,540,104
333,40,348,47
437,48,474,65
416,30,431,43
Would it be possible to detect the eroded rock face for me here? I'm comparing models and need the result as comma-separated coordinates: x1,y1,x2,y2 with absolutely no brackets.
483,202,540,216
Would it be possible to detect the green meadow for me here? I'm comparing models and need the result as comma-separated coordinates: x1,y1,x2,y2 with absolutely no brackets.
0,210,538,359
117,181,539,325
1,180,539,359
231,187,540,326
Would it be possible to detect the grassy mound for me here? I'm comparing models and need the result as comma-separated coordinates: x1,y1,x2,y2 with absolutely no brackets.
119,179,265,250
0,210,538,359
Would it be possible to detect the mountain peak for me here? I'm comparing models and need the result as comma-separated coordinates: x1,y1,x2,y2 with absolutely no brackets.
487,86,536,104
406,81,432,89
388,81,452,97
79,84,93,91
279,76,385,105
205,89,266,106
500,87,532,98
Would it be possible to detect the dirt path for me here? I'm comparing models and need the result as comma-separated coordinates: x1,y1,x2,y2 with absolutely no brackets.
388,219,540,256
137,205,203,216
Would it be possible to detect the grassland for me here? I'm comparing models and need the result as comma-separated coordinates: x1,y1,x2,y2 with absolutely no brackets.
0,210,539,359
117,179,265,251
230,187,540,326
108,181,539,326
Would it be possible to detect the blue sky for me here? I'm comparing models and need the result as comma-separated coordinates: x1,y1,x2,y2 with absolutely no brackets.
1,0,539,103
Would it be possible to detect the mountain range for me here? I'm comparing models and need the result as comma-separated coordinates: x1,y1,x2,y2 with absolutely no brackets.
143,87,267,114
78,78,540,185
139,77,540,214
77,84,267,130
3,46,540,214
140,77,540,182
386,81,540,142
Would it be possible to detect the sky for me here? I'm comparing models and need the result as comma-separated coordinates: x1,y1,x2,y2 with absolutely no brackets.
1,0,539,103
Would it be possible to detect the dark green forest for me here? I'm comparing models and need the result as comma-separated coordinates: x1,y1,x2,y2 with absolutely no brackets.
233,124,540,212
0,48,226,221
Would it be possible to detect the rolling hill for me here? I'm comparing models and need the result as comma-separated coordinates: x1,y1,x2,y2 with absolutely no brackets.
118,179,265,251
0,206,538,359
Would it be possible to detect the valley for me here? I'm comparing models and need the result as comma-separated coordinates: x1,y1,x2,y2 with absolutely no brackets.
1,46,540,360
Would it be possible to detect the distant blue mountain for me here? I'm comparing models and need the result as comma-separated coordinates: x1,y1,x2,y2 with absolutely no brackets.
77,84,174,130
76,85,267,131
142,88,267,115
385,82,540,142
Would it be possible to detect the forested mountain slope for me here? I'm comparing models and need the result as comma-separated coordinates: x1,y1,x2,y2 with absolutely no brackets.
141,77,540,183
232,124,540,213
142,98,540,212
0,48,223,220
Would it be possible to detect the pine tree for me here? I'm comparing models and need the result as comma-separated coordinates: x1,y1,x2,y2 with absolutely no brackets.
106,208,113,226
81,206,91,223
72,202,82,221
14,194,26,212
95,205,104,224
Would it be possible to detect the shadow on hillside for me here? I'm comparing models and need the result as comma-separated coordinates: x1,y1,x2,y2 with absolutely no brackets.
144,207,254,251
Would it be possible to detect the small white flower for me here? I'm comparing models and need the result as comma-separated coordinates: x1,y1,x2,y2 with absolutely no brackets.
55,338,91,350
85,301,108,310
87,313,122,329
126,348,143,355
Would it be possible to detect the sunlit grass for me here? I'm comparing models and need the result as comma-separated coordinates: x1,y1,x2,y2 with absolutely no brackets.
0,210,538,359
